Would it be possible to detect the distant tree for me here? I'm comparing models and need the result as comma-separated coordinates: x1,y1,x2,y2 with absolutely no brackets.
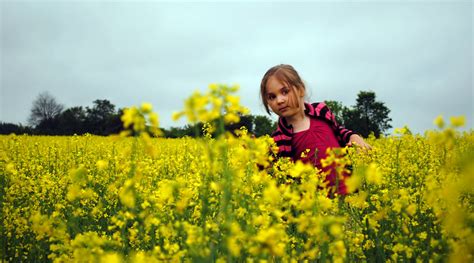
105,108,124,135
343,91,392,138
253,115,276,137
36,118,62,135
57,106,87,135
86,99,115,122
185,123,204,137
0,122,33,135
225,115,255,135
85,99,116,135
28,91,64,127
163,115,257,138
239,115,255,134
324,100,349,125
163,127,177,138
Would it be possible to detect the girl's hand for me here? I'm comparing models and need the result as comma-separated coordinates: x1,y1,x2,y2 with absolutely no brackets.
347,134,372,150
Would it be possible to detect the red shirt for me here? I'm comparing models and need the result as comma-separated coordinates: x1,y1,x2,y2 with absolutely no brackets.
292,117,348,195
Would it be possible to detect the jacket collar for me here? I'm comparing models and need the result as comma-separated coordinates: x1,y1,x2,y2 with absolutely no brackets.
277,103,315,135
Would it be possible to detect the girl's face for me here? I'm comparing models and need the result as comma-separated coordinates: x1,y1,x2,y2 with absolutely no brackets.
265,75,304,118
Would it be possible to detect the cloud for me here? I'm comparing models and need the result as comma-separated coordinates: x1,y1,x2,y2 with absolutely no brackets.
1,1,472,133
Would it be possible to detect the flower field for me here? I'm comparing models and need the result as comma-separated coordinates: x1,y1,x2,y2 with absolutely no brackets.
1,85,473,262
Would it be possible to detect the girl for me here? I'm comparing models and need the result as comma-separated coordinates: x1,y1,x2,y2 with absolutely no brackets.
260,64,371,195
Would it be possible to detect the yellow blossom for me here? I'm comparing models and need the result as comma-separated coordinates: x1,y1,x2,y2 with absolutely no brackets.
139,103,152,114
366,163,383,185
96,160,108,170
433,115,445,129
449,116,465,127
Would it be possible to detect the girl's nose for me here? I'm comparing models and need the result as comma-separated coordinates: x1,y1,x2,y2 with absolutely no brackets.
277,95,285,104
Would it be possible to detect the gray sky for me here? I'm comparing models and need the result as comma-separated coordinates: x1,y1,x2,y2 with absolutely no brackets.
1,0,472,134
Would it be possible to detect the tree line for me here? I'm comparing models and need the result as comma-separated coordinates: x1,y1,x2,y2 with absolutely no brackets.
1,91,391,138
0,91,278,137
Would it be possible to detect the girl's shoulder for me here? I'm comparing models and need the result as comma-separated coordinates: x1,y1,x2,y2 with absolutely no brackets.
306,102,339,127
305,102,331,117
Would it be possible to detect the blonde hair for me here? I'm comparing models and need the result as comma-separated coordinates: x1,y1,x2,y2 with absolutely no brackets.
260,64,306,114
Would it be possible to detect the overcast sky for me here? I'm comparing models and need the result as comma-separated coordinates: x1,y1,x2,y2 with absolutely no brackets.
1,1,472,134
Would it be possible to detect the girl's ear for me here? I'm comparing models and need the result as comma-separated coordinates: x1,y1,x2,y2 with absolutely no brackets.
298,87,306,98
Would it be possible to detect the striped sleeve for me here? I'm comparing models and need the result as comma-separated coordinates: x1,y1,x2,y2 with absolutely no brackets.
271,129,293,158
336,126,356,144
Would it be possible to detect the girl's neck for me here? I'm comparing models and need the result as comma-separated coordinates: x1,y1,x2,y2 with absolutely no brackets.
286,111,309,133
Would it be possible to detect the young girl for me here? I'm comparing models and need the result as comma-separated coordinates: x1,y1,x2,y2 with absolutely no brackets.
260,64,371,195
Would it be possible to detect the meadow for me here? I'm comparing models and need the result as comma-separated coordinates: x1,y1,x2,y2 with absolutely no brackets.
1,85,473,262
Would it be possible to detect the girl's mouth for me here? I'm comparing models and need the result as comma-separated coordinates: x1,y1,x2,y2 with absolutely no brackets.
279,106,289,112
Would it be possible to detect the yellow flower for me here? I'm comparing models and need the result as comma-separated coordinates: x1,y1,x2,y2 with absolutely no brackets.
330,240,346,259
140,102,153,113
405,204,417,216
172,111,184,121
329,224,343,238
175,83,250,125
224,113,240,124
209,83,218,91
263,182,280,204
70,166,87,185
418,232,427,240
366,163,383,185
345,191,368,209
345,173,362,193
433,115,444,129
450,116,465,127
5,163,17,175
101,253,122,263
96,160,108,170
254,227,286,256
141,200,151,209
119,181,136,209
67,184,81,201
363,240,375,250
121,107,138,128
226,95,240,105
149,112,159,127
227,236,241,257
318,195,333,210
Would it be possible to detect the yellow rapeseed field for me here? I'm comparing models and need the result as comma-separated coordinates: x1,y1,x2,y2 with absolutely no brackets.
1,84,473,262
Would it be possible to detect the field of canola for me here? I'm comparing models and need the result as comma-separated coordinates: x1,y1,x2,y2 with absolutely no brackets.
1,85,473,262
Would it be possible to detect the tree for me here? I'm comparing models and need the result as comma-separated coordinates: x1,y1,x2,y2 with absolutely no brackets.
57,106,87,135
163,115,276,138
106,108,124,135
324,100,349,125
225,115,255,135
344,91,392,138
253,115,276,137
86,99,115,122
84,99,116,135
28,91,64,127
0,122,32,135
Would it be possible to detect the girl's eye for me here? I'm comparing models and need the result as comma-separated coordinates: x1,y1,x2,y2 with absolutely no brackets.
268,94,276,101
282,88,289,95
